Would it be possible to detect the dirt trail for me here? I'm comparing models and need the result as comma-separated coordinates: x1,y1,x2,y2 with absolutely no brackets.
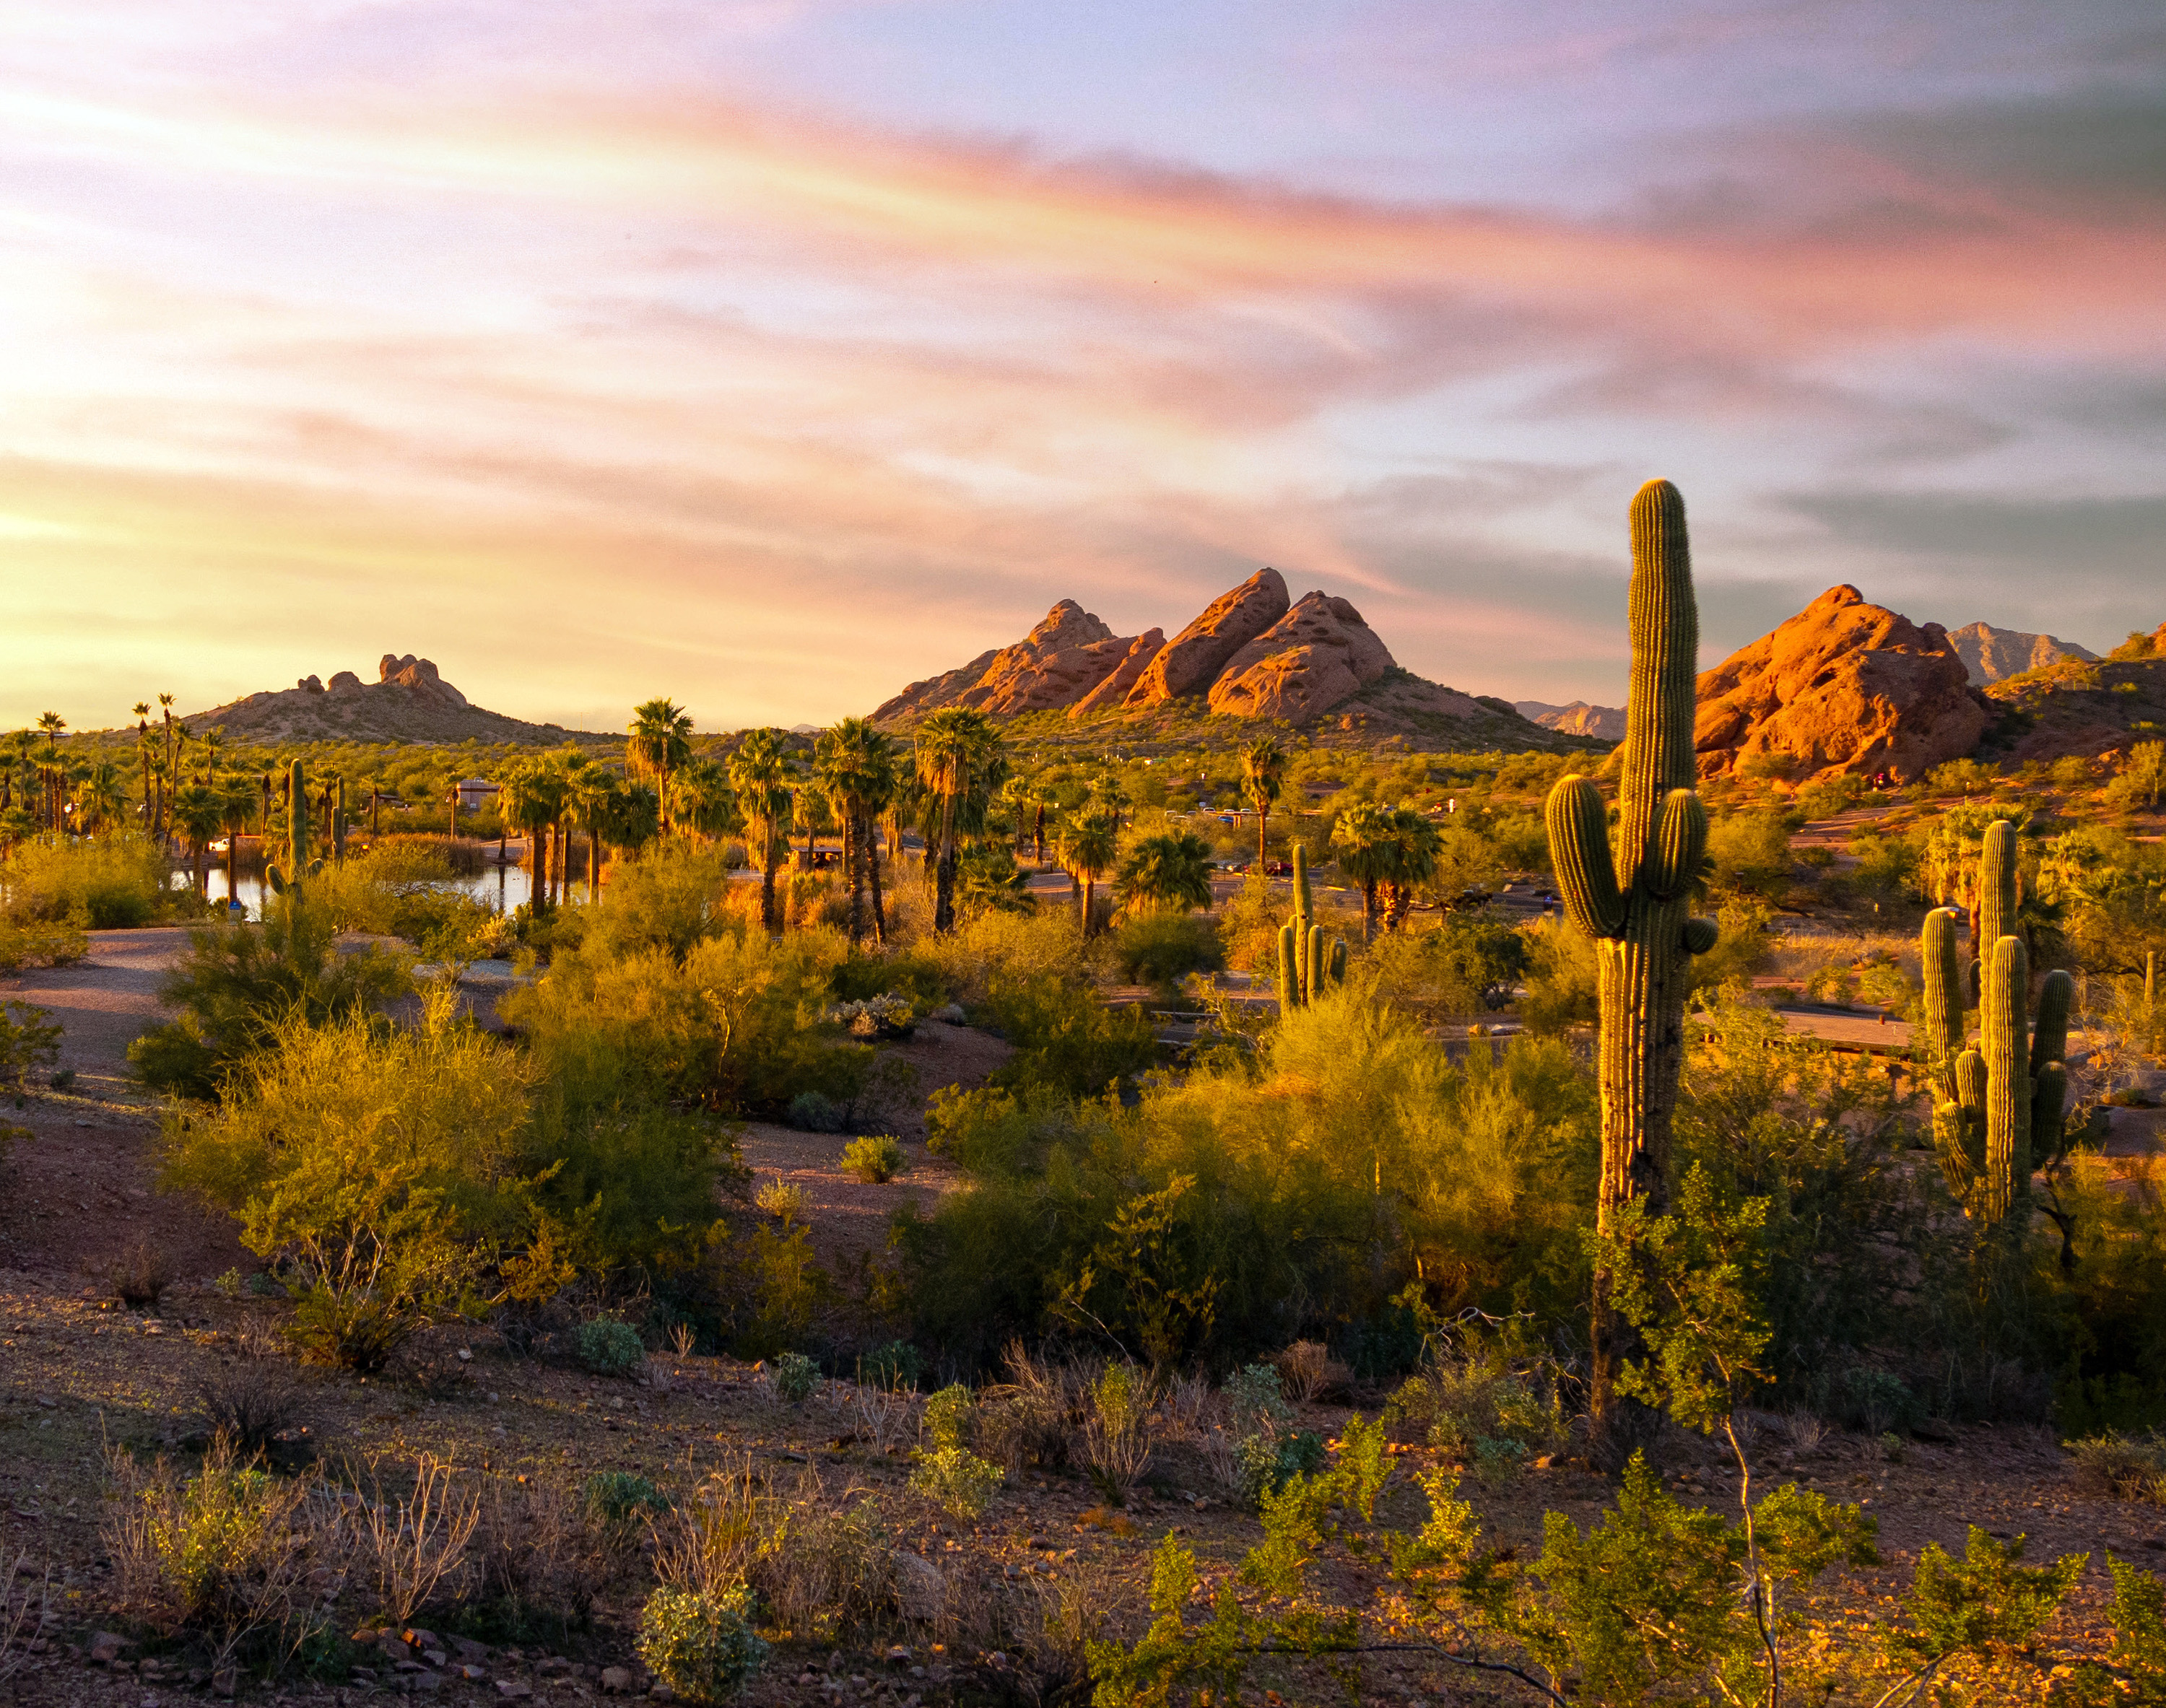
3,926,194,1102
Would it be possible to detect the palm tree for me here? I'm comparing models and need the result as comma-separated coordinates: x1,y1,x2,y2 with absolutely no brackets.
564,763,626,904
1331,803,1396,941
728,728,794,933
171,783,225,897
915,707,1002,934
1116,831,1216,915
1056,807,1120,938
218,773,258,905
35,713,64,832
78,760,128,835
156,692,177,842
792,783,834,872
957,842,1035,917
669,759,739,849
1242,737,1287,868
500,762,566,912
1087,767,1131,834
1379,807,1442,930
132,704,152,831
813,720,879,945
998,775,1035,853
628,698,695,835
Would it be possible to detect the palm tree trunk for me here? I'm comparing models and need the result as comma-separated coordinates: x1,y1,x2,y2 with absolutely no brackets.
866,810,887,946
226,829,239,907
1258,806,1269,869
590,828,601,904
844,803,865,945
535,820,550,912
1033,803,1046,866
1362,881,1378,942
761,824,781,933
934,795,958,933
1082,873,1096,938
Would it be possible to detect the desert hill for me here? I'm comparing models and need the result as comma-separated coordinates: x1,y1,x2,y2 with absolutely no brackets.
874,569,1558,746
1947,620,2097,685
1978,621,2166,763
1516,700,1626,741
182,655,588,746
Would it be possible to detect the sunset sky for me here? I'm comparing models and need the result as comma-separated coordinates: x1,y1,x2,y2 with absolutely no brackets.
4,1,2162,733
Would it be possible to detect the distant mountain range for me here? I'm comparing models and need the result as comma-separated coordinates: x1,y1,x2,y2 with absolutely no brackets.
1514,700,1626,741
1944,621,2097,684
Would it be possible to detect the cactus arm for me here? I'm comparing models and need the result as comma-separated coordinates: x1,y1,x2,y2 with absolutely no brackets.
2030,969,2072,1076
287,759,308,880
1920,907,1965,1100
1979,935,2032,1223
1682,916,1719,956
2031,1062,2069,1168
1545,775,1626,938
1977,820,2018,962
1648,788,1707,900
1305,924,1323,1006
1276,924,1297,1011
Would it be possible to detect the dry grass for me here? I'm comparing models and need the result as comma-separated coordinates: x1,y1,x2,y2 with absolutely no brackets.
1271,1338,1352,1403
469,1474,605,1639
2066,1432,2166,1504
350,1453,482,1626
0,1543,51,1683
112,1237,171,1310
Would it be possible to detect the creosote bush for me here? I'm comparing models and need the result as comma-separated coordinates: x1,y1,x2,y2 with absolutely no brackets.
638,1584,767,1704
576,1317,647,1377
840,1134,905,1183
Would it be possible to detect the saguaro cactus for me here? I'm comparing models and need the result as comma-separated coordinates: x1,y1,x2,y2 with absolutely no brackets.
1543,479,1720,1431
265,758,322,896
1922,826,2074,1222
1274,842,1346,1011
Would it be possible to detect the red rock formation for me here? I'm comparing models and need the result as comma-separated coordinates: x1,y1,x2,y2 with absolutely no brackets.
1069,629,1165,718
1694,585,1986,783
1206,592,1396,720
873,601,1142,720
1122,568,1290,706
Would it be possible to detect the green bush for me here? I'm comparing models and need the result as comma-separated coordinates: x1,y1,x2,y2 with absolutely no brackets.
788,1091,845,1133
909,1445,1004,1520
1518,915,1596,1033
1112,912,1224,993
1,834,170,928
767,1351,820,1405
923,1382,974,1452
0,999,62,1093
859,1340,923,1390
0,919,87,973
979,973,1157,1100
577,1317,647,1377
637,1583,767,1704
840,1134,905,1183
585,1470,672,1534
1362,913,1528,1017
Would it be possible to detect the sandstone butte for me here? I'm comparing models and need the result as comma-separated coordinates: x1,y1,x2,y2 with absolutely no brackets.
181,654,581,746
1694,584,1988,783
1945,619,2097,686
871,567,1521,738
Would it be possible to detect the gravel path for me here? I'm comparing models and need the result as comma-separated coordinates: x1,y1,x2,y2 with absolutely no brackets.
2,925,195,1102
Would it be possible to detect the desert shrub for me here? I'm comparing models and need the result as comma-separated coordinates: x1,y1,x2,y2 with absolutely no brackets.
755,1178,809,1224
1383,1322,1565,1477
585,1470,673,1535
1214,872,1283,974
572,843,742,965
979,973,1157,1099
1836,1367,1920,1435
1518,914,1596,1032
1708,810,1794,899
307,843,495,951
789,1090,845,1133
0,1001,62,1093
465,1473,606,1642
576,1317,646,1377
162,1004,547,1370
922,1382,974,1451
638,1584,767,1704
912,907,1092,1006
841,1134,905,1183
1362,912,1528,1017
900,989,1596,1368
194,1349,305,1456
1,834,170,928
352,1452,482,1625
113,1237,170,1309
129,899,410,1096
1112,912,1223,994
0,919,87,973
502,925,869,1118
1926,757,2003,795
860,1340,923,1390
1793,775,1863,820
105,1442,333,1668
1082,1362,1153,1504
910,1446,1005,1520
768,1351,820,1405
2065,1433,2166,1504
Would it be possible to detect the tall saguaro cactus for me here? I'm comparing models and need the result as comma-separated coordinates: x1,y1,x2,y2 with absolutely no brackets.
1921,819,2074,1223
265,757,321,897
1543,479,1721,1433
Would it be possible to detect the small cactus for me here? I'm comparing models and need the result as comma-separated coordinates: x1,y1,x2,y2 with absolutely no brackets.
1921,819,2074,1222
1275,842,1345,1011
264,758,325,896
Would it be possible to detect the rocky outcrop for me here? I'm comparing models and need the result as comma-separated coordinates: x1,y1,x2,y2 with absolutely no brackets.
871,565,1546,746
1695,585,1987,783
183,655,572,745
872,601,1142,721
1982,627,2166,763
954,601,1134,715
1069,629,1165,718
1515,700,1626,741
1207,592,1396,720
1122,568,1290,706
1947,622,2098,685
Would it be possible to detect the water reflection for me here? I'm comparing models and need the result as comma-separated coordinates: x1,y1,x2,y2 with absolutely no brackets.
179,864,535,922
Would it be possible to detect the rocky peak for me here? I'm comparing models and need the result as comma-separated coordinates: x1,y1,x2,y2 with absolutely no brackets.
1206,590,1397,720
1123,567,1291,706
1695,585,1986,783
1946,620,2099,685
